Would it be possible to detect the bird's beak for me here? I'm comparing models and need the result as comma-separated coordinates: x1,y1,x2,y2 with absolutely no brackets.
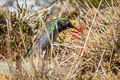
71,25,80,31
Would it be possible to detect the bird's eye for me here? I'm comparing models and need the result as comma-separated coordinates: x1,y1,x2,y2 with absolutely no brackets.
66,21,70,25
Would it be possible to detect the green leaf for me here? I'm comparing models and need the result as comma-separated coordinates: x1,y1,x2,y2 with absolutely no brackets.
60,0,63,4
69,0,73,3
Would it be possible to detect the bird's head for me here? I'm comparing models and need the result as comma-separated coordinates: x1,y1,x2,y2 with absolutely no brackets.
55,18,79,32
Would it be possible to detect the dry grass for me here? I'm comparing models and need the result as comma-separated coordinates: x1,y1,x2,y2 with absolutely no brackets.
1,0,120,80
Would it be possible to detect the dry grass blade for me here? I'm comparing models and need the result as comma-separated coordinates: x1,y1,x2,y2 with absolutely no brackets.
1,0,120,80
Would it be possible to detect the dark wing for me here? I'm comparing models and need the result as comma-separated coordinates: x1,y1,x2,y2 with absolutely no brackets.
30,31,51,56
37,32,50,51
26,21,59,57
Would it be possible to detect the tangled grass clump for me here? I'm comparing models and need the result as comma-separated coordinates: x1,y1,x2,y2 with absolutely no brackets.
1,0,120,80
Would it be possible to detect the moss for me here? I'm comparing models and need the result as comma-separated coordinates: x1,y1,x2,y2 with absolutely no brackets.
0,13,4,18
11,39,16,50
35,22,39,29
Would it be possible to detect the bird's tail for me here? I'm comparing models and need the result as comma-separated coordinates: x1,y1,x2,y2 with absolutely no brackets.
24,42,46,58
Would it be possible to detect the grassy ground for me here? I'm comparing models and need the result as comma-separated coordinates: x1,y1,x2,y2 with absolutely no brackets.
0,0,120,80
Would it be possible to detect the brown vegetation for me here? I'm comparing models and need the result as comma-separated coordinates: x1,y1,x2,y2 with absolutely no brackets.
0,0,120,80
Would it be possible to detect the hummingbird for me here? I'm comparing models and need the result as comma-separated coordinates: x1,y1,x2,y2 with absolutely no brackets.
26,17,78,58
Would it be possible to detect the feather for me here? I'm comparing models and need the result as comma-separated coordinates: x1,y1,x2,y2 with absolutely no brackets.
26,17,74,58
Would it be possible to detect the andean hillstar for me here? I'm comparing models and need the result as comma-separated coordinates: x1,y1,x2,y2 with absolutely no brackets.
26,17,78,58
